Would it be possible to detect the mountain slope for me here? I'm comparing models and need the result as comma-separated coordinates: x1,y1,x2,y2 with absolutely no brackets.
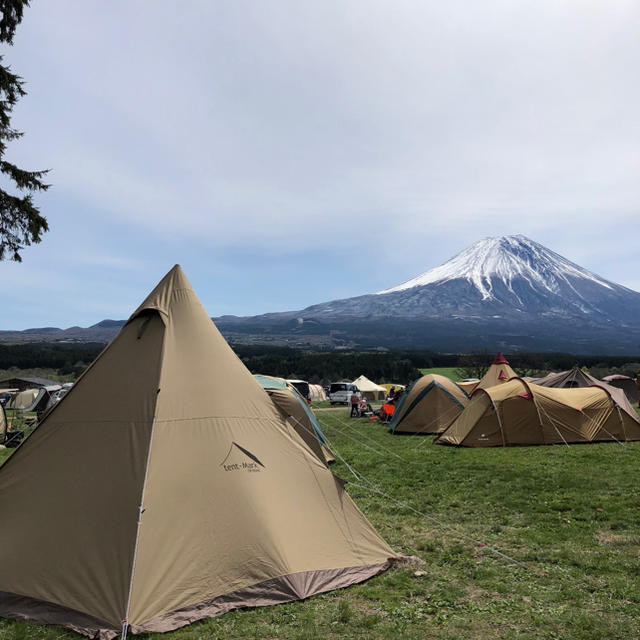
215,235,640,353
2,235,640,353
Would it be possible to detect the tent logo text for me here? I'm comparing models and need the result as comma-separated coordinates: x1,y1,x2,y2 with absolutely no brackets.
220,442,265,473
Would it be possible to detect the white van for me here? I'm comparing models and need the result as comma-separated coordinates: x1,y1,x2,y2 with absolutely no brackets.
328,382,360,405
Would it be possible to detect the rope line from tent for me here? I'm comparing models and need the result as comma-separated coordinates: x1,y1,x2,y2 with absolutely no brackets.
315,416,406,462
321,413,412,462
307,415,529,569
581,408,626,447
532,396,570,448
533,393,627,448
346,480,528,569
409,403,465,449
578,397,629,446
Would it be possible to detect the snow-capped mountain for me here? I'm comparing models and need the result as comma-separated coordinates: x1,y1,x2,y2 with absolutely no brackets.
4,235,640,353
378,235,615,300
214,235,640,353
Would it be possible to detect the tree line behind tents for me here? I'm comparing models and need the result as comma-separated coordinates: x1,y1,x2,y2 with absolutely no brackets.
0,342,638,385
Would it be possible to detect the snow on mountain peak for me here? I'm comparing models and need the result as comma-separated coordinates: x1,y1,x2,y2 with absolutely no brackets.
377,235,614,299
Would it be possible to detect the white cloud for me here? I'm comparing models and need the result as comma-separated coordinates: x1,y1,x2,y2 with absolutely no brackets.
0,0,637,324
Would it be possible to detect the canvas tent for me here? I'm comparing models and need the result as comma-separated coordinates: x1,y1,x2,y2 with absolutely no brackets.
436,378,640,447
352,375,386,402
309,383,327,402
602,375,639,405
532,369,640,417
390,374,469,434
254,375,334,464
472,353,517,392
0,404,7,445
380,383,405,394
5,386,61,414
457,379,479,396
0,265,396,639
532,368,600,389
0,377,58,392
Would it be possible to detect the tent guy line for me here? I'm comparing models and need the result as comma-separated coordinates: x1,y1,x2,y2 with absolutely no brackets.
306,415,528,570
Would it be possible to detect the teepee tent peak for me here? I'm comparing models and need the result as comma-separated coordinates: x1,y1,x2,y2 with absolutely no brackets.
128,264,193,323
0,266,396,639
472,353,518,393
492,352,510,365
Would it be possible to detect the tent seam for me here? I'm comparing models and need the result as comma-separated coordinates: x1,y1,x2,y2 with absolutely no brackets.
121,313,168,636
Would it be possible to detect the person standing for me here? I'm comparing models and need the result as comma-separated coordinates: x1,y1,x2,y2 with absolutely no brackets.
350,391,359,417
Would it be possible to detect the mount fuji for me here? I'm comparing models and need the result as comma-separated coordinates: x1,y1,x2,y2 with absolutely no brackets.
2,235,639,353
215,235,640,354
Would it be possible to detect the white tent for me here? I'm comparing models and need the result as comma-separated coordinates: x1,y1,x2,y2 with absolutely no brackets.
352,375,387,402
309,384,327,402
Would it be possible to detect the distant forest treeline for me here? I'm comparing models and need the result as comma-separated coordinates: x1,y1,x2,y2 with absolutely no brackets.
0,342,639,384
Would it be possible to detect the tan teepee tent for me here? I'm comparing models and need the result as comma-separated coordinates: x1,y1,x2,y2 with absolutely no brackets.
435,378,640,447
471,353,517,393
0,266,396,638
389,374,468,434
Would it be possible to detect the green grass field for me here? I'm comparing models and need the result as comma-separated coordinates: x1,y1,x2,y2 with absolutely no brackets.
2,408,640,639
419,367,461,381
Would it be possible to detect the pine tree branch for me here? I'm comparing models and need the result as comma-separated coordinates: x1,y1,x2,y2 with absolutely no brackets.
0,0,28,45
0,1,48,261
0,160,49,190
0,188,48,261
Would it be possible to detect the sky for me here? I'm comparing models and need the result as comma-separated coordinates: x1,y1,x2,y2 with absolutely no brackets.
1,0,638,329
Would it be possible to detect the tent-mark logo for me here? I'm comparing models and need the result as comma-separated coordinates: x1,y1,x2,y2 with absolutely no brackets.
221,442,265,473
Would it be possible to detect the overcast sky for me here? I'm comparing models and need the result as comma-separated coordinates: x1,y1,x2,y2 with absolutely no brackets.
1,0,638,328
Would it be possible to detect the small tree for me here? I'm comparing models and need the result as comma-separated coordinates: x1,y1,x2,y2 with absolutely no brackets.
0,0,49,261
455,350,490,380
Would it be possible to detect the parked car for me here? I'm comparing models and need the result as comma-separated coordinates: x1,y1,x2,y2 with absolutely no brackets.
286,379,311,403
328,382,361,405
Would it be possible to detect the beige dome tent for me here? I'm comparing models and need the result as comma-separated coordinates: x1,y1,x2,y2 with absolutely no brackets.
435,378,640,447
389,374,469,434
471,353,517,393
0,265,396,639
352,375,386,402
